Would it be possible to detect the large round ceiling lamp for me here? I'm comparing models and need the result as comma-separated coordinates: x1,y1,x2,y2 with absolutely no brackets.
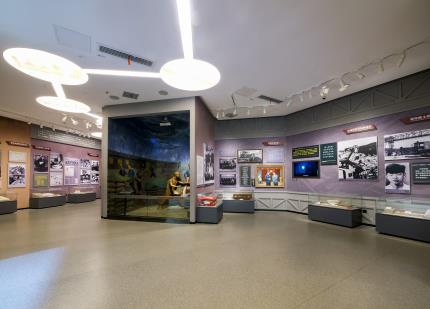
36,96,91,113
3,48,88,85
160,59,220,91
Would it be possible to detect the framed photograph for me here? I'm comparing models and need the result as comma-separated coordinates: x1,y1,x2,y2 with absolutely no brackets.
338,136,378,180
50,153,63,171
9,150,27,162
237,149,263,163
255,165,284,188
64,157,80,185
203,143,214,184
80,169,91,184
220,173,236,186
384,129,430,160
91,160,99,172
50,172,64,186
8,162,26,188
219,157,236,171
80,159,91,169
385,162,410,194
33,154,49,172
33,173,49,187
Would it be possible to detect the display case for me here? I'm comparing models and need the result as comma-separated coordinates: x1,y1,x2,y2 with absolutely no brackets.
0,192,17,215
308,193,363,227
67,186,97,203
196,193,223,223
221,191,255,213
376,197,430,242
30,188,67,209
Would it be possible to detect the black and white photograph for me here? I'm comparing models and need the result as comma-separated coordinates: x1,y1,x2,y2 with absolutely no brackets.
50,153,63,171
80,169,91,184
338,136,378,180
50,172,63,186
220,173,236,186
8,162,26,188
91,160,100,172
203,143,214,184
384,129,430,160
219,157,236,171
80,159,91,169
91,171,100,184
33,154,48,172
237,149,263,163
385,162,410,194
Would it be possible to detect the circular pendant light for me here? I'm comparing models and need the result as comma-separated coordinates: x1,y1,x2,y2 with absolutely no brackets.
160,58,220,91
36,96,91,113
3,48,88,85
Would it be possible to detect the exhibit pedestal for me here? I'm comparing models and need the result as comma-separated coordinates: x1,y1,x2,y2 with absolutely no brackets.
223,199,255,213
0,201,17,215
308,204,362,228
197,202,223,223
376,213,430,243
30,195,67,209
68,192,97,203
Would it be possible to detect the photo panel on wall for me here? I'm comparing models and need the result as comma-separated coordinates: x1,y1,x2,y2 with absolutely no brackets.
64,158,80,185
33,154,49,173
8,162,26,188
255,165,284,188
384,129,430,160
50,153,64,171
50,172,64,186
203,143,215,184
385,162,410,194
338,136,378,180
220,173,236,186
237,149,263,164
219,157,237,171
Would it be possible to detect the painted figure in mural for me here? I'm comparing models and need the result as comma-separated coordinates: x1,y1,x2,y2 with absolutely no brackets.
272,171,279,186
265,171,272,186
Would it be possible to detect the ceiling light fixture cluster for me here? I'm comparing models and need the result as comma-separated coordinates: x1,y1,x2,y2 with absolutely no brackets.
3,0,219,134
216,39,429,119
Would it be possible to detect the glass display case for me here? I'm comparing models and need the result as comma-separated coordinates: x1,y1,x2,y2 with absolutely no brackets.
0,191,17,215
197,192,220,207
69,186,96,195
222,191,254,201
218,191,255,213
196,192,223,223
377,197,430,220
308,193,363,210
30,188,67,209
68,186,97,203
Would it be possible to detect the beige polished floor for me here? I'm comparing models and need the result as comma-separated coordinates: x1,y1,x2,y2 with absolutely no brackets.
0,201,429,309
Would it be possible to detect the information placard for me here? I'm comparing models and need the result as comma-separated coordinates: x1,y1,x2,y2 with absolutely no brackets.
411,162,430,184
239,165,252,187
320,143,337,165
292,145,319,159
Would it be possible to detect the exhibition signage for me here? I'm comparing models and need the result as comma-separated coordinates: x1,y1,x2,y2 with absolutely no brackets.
343,124,377,135
292,145,319,159
411,162,430,184
263,141,284,146
320,143,337,165
401,113,430,125
7,141,29,148
239,165,252,187
32,145,51,151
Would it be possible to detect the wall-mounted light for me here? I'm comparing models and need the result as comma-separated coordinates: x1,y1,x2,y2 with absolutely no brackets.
339,79,350,92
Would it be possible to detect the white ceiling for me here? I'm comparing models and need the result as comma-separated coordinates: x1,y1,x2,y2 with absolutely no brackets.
0,0,430,133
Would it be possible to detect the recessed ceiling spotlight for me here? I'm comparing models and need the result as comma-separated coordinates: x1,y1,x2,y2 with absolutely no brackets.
160,59,220,91
3,48,88,85
158,90,168,96
91,132,102,138
263,107,267,114
247,109,251,116
233,108,237,115
36,96,91,113
70,118,79,126
339,79,350,92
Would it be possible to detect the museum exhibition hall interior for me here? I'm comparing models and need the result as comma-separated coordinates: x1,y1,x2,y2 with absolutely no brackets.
1,1,430,308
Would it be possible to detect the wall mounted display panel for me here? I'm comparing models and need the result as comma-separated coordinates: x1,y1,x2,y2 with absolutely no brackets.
9,150,26,162
239,165,252,187
64,158,80,185
50,153,63,171
8,162,26,188
50,172,63,186
256,165,284,188
237,149,263,163
219,157,236,171
320,143,337,165
293,160,320,178
264,147,285,163
33,154,48,172
384,129,430,160
292,145,319,159
220,173,236,186
203,143,214,185
411,162,430,184
33,173,49,187
385,162,410,194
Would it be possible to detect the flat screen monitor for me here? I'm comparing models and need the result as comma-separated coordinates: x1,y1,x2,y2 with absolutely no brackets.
293,160,320,178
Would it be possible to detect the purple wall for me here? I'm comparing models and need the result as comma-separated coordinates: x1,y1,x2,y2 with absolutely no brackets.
195,97,216,194
31,139,101,198
215,106,430,198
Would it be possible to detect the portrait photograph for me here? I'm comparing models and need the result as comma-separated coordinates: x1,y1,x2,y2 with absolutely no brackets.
33,154,49,173
256,165,284,188
338,136,378,180
385,162,411,194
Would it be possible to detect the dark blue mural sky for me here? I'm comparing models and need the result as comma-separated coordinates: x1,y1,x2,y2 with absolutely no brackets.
108,112,190,168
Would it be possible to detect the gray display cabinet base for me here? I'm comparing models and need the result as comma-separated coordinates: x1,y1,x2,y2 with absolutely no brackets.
30,195,67,209
222,199,255,213
376,213,430,243
67,192,97,203
0,201,17,215
197,202,223,224
308,204,362,228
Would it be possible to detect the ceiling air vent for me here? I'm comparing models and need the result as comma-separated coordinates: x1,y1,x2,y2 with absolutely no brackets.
98,45,153,67
122,91,139,100
257,95,283,104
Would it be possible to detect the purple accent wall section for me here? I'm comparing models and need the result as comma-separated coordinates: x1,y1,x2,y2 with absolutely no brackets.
215,106,430,198
31,139,101,198
195,97,216,194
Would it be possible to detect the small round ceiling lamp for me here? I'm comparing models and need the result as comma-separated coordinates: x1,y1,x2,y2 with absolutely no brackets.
91,132,102,138
36,96,91,113
3,48,88,85
160,58,220,91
